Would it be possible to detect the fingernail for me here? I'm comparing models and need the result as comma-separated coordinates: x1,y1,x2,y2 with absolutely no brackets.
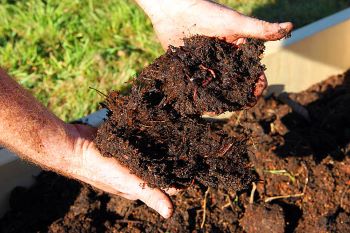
158,200,172,218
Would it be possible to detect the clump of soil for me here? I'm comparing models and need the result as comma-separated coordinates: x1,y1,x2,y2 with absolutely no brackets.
240,204,285,233
95,36,265,190
226,70,350,233
1,71,350,232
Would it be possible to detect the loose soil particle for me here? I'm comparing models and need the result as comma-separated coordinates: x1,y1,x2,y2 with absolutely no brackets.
95,36,265,190
1,60,350,233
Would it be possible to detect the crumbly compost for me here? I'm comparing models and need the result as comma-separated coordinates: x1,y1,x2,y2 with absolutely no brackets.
2,71,350,233
95,36,265,190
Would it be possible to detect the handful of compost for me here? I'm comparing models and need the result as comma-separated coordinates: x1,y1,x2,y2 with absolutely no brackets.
95,36,265,191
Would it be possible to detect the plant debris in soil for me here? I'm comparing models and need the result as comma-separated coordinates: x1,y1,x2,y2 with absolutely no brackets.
95,36,265,190
1,70,350,233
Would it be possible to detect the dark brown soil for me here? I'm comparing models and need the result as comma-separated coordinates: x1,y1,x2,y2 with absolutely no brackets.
1,70,349,233
95,36,265,190
226,70,350,233
240,204,285,233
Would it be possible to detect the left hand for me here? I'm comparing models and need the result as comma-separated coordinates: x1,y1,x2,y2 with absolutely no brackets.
62,124,177,218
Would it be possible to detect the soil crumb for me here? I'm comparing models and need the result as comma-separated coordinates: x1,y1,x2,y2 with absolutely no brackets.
95,36,265,190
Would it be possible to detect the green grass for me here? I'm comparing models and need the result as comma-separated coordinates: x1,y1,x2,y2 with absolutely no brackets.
0,0,349,121
0,0,162,121
219,0,350,28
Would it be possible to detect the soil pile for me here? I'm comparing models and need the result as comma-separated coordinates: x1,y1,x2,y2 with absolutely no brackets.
1,70,349,233
238,70,350,233
95,36,265,190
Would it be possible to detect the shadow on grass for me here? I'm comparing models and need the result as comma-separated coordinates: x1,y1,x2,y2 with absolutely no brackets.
250,0,350,29
0,0,27,4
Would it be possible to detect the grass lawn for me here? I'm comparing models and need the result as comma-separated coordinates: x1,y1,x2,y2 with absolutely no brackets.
0,0,349,121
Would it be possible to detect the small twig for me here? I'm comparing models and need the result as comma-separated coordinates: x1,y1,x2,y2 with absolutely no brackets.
139,124,151,128
264,193,304,203
221,202,231,209
221,193,235,211
227,194,235,211
235,111,243,126
218,143,233,157
201,187,211,229
89,87,108,98
264,163,309,203
249,182,257,204
301,162,309,193
115,219,145,224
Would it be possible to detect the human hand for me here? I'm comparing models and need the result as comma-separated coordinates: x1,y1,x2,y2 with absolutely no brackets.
136,0,292,98
0,68,175,218
142,0,292,48
63,124,175,218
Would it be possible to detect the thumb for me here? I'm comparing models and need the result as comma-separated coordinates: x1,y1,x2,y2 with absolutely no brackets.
136,186,174,218
239,15,293,41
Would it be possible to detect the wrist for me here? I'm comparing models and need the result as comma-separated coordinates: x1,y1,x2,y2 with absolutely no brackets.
37,123,82,176
56,124,98,181
0,69,92,180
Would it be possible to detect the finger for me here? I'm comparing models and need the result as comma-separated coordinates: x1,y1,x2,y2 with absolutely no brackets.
232,37,247,45
254,73,268,97
239,15,293,41
135,186,174,218
80,149,174,218
97,187,138,201
118,193,138,201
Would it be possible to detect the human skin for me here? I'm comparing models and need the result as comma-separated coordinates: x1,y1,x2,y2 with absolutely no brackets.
0,0,292,219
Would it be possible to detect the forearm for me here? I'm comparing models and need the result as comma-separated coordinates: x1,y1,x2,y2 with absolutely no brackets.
0,69,79,174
